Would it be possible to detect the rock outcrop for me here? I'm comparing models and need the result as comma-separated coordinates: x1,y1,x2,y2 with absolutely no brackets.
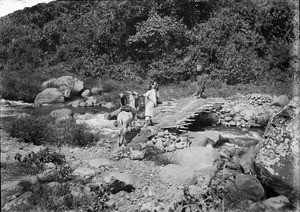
253,97,300,203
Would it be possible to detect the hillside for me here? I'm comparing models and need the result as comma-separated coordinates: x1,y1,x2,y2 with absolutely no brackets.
0,0,296,102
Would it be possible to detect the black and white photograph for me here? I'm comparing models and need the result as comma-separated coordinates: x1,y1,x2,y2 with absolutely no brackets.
0,0,299,211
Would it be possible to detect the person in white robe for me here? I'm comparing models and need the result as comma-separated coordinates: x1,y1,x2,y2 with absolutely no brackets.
143,85,157,126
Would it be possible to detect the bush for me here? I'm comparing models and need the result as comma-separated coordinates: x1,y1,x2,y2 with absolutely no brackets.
15,148,66,166
5,115,99,147
56,120,99,147
6,115,55,145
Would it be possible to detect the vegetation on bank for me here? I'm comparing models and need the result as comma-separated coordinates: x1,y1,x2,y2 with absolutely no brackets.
0,0,296,102
5,115,99,146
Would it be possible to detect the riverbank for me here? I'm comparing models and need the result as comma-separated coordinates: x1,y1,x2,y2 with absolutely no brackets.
1,93,299,211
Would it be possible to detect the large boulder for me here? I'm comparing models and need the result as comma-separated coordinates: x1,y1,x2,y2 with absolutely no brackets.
253,97,300,203
41,76,84,95
34,88,64,104
270,95,289,107
224,173,265,208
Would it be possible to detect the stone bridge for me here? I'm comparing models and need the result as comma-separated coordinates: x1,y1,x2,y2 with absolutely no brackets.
153,94,279,132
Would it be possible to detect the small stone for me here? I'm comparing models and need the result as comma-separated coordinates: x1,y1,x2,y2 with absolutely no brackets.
105,199,115,208
229,121,236,126
43,162,56,170
224,116,232,121
157,132,165,138
175,142,186,149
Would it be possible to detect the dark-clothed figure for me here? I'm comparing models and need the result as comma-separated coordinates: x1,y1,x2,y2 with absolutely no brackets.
119,93,128,107
192,74,209,98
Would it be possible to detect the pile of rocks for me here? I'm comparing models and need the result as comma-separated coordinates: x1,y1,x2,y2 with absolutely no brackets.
113,130,191,161
66,87,111,108
67,96,102,107
246,93,273,106
145,130,190,153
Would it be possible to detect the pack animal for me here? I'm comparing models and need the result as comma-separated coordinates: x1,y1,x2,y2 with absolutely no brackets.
117,90,141,146
117,111,134,146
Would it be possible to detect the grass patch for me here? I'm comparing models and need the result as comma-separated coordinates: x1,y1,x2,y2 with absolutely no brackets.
159,78,293,100
1,162,40,182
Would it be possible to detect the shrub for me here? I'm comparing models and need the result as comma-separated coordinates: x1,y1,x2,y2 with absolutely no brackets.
15,148,66,166
56,120,99,147
5,115,100,147
6,115,55,145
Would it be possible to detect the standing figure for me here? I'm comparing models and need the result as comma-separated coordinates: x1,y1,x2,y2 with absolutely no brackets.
143,84,157,126
192,74,209,99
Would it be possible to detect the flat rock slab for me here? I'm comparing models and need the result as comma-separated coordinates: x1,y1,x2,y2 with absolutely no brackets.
164,146,220,171
159,164,197,186
188,132,208,147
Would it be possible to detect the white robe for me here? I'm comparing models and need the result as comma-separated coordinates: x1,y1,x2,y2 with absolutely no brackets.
143,89,157,118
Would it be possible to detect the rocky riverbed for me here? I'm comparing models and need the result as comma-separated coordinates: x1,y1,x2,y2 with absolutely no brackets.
1,94,299,211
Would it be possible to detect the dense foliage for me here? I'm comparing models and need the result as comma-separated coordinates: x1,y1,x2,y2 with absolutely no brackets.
0,0,295,101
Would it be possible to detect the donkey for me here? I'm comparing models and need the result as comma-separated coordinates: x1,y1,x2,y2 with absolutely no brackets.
117,111,134,146
116,90,141,146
